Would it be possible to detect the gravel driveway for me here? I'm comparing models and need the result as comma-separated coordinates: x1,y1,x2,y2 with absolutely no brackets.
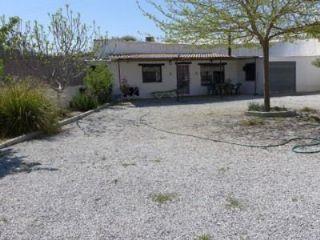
1,95,320,240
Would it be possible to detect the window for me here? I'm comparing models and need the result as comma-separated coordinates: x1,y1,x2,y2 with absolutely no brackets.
243,63,256,81
200,65,225,86
140,64,163,83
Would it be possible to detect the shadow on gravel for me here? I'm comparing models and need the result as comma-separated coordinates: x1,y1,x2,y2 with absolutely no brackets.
130,95,260,108
0,149,58,179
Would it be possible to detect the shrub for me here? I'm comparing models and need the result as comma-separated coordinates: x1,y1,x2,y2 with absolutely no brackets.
69,92,98,112
84,65,113,104
248,102,265,111
0,82,59,137
248,102,287,112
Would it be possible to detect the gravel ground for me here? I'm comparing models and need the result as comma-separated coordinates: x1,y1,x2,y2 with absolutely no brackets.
1,95,320,240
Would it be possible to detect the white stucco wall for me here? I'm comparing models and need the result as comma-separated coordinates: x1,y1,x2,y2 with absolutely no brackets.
46,85,82,108
108,59,257,98
254,56,320,94
101,39,320,96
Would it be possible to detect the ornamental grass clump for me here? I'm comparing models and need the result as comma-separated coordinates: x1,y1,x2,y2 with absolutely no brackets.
69,92,98,112
0,81,59,137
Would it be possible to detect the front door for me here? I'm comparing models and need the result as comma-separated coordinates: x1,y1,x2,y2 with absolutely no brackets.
177,64,190,94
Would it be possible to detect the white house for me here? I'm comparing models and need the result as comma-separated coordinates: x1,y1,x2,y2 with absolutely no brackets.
95,38,320,98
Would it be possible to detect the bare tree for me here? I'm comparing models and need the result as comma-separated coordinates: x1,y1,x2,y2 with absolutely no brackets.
15,5,100,100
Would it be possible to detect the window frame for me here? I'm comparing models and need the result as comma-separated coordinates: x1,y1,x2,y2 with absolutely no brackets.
139,64,164,83
199,63,226,86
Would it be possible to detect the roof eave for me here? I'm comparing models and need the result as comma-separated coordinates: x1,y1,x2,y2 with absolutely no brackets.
110,56,236,61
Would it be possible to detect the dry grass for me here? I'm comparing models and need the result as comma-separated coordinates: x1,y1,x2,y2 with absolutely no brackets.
300,107,318,113
239,118,265,126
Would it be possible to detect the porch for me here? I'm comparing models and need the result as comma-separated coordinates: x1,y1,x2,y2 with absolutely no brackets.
107,53,259,99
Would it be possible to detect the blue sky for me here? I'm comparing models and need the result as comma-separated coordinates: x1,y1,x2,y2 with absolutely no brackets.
0,0,164,40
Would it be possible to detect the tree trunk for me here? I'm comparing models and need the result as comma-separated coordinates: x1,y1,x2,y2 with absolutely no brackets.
263,42,271,112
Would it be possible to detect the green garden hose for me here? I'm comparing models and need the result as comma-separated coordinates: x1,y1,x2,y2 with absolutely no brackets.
139,114,320,154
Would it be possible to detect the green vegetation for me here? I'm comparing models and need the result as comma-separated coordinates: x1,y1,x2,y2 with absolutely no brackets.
0,16,19,52
0,81,59,137
69,92,98,112
142,0,320,111
121,162,136,168
119,35,137,42
70,65,113,112
226,195,244,210
151,193,176,204
248,102,265,112
248,102,287,112
196,234,211,240
84,65,113,104
218,166,230,173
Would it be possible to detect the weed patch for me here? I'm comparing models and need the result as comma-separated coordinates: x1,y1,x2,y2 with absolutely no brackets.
248,102,287,112
151,193,177,204
122,162,136,167
240,118,264,126
226,195,244,210
196,234,211,240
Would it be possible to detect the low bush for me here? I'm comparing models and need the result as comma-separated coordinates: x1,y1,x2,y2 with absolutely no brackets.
69,65,113,112
69,92,98,112
0,82,59,137
248,102,287,112
248,102,265,111
84,65,113,104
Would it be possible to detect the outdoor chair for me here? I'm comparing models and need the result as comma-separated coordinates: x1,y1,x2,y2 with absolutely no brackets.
120,84,140,98
234,83,242,95
207,83,218,95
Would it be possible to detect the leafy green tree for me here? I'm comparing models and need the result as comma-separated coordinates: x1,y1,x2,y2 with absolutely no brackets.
0,16,19,53
140,0,320,111
0,16,19,82
120,35,137,42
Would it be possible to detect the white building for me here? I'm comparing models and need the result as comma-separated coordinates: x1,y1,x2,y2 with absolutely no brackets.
95,39,320,98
